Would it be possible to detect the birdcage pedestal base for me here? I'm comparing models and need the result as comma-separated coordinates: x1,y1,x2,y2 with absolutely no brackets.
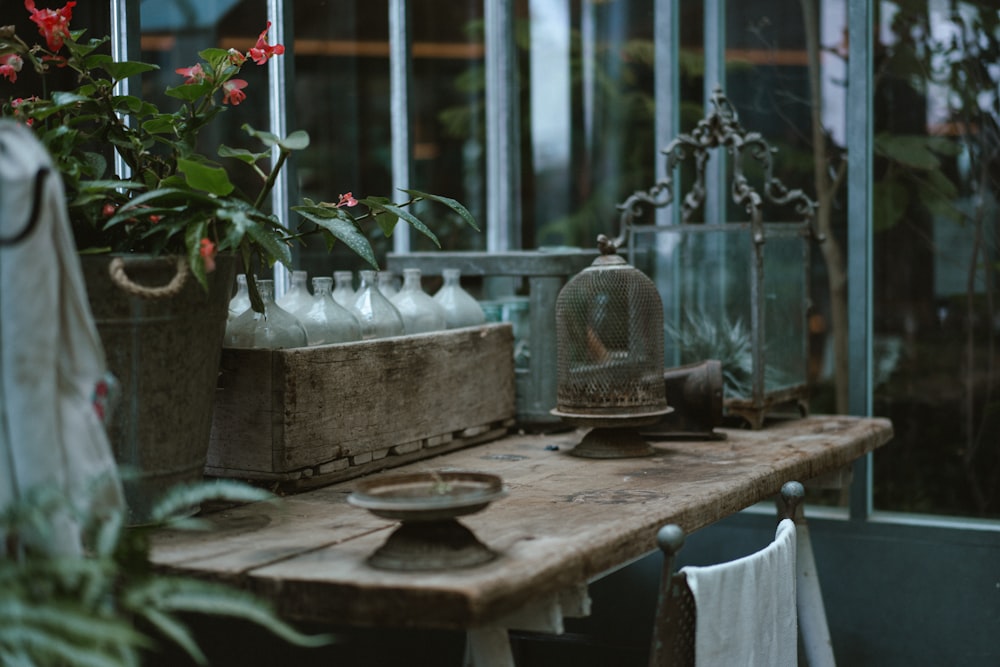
551,408,672,458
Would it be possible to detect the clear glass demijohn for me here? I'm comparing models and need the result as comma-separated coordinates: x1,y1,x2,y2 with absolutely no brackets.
227,273,251,320
225,279,308,349
275,269,312,315
332,270,356,308
433,268,486,329
299,277,362,345
391,268,447,334
377,271,400,300
351,269,405,339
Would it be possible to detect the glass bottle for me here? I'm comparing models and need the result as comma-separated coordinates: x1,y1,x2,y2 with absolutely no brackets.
391,268,447,334
378,271,400,300
299,277,362,345
226,279,308,349
503,297,531,369
433,268,486,329
352,269,405,339
227,273,251,321
276,269,312,315
332,270,356,308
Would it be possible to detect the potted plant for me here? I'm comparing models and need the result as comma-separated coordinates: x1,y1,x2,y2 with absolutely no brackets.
0,0,475,302
0,0,477,523
0,478,334,666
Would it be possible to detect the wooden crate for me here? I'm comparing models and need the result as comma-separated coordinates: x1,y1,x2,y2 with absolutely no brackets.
206,323,516,489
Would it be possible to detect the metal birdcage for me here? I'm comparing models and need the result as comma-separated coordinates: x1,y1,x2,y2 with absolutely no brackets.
621,87,822,429
552,235,671,458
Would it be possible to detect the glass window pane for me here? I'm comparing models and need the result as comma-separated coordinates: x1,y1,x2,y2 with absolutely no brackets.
411,2,486,252
140,1,270,197
290,0,392,275
870,1,1000,518
524,0,658,249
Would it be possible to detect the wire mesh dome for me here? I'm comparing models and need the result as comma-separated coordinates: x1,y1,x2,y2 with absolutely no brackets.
554,235,668,418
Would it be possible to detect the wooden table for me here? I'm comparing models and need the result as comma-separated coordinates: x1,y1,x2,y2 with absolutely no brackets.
151,414,892,665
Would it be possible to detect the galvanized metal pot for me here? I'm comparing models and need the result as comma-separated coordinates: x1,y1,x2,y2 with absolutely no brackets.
80,254,235,525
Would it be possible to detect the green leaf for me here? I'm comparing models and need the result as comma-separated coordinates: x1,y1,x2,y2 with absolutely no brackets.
218,144,263,166
873,180,909,232
917,171,963,223
243,216,294,267
399,188,481,231
165,81,213,102
0,599,148,667
364,199,441,248
150,479,274,525
294,206,379,269
142,114,177,134
127,579,334,649
133,607,207,666
241,124,280,148
277,130,310,151
178,158,235,196
50,91,90,108
875,134,941,171
100,60,160,82
198,47,231,63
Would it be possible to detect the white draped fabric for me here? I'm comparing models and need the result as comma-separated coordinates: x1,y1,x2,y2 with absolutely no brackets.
0,120,123,554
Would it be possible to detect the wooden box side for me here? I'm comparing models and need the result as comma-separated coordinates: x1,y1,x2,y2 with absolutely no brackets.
208,324,516,476
207,347,282,472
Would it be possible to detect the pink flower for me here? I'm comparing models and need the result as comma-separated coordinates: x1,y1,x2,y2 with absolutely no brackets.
199,238,217,273
102,202,116,218
0,54,23,83
92,378,109,421
337,192,358,208
221,79,248,105
11,96,36,126
227,48,246,66
176,63,206,84
248,21,285,65
24,0,76,52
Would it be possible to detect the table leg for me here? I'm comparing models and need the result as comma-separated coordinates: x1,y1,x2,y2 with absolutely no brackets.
462,583,591,667
464,627,515,667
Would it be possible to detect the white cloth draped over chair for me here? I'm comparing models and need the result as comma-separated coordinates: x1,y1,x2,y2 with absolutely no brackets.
681,518,797,667
651,481,834,667
0,120,123,555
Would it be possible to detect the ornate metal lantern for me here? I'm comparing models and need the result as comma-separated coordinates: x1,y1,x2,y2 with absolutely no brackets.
619,88,822,429
551,235,671,458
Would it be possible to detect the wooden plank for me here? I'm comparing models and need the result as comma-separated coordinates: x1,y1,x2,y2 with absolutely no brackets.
207,324,516,475
154,415,893,630
207,348,276,472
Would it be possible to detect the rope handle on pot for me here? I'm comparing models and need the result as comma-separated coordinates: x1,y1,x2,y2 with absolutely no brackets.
108,256,189,299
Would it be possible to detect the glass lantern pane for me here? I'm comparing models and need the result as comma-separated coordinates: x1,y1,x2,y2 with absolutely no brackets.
640,224,809,408
655,227,757,401
762,230,809,395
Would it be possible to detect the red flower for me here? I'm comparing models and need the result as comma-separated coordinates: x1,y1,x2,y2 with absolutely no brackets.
337,192,358,208
24,0,76,52
10,96,36,126
176,63,206,84
199,237,217,273
221,79,247,105
0,54,23,83
227,48,246,66
248,21,285,65
101,202,116,218
92,378,109,421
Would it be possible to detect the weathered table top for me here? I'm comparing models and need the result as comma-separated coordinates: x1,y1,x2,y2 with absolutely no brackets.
150,415,893,630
